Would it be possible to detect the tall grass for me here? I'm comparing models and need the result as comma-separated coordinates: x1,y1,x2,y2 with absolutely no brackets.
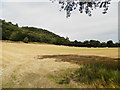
48,63,120,88
40,55,120,88
71,63,120,88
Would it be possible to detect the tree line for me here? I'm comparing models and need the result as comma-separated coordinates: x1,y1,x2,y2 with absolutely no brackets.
1,19,119,47
66,39,120,47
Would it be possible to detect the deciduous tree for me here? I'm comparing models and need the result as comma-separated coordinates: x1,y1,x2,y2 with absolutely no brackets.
51,0,111,18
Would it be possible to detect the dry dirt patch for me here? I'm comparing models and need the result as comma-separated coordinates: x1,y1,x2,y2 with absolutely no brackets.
37,55,119,69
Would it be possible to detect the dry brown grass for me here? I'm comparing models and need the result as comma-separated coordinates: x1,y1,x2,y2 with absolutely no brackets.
38,55,119,69
1,41,119,88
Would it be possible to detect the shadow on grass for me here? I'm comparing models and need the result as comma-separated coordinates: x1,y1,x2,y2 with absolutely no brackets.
37,55,120,88
37,55,120,70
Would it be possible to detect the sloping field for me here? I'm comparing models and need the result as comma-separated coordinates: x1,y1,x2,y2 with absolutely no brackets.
0,41,119,88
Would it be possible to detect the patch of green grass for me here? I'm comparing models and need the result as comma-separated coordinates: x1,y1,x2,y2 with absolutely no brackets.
48,63,120,88
47,68,76,88
3,81,15,88
42,55,120,88
71,63,120,88
3,74,17,88
11,74,17,80
70,63,120,88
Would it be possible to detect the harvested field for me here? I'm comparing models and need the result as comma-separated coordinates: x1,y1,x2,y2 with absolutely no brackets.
0,41,119,88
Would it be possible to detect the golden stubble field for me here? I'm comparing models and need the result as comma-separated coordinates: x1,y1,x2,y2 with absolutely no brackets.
0,41,119,88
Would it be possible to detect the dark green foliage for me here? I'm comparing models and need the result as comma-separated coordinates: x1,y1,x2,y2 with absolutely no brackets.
9,31,27,41
51,0,111,18
69,40,119,47
0,19,2,40
2,20,22,40
23,37,29,43
1,19,119,47
107,40,114,47
2,19,69,45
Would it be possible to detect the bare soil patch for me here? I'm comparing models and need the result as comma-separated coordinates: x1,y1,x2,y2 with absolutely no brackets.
37,55,120,69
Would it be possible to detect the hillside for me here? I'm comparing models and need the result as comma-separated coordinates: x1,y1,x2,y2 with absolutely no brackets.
1,19,70,45
0,19,119,47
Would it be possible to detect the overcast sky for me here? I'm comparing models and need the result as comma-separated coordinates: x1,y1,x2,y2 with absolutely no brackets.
1,0,119,42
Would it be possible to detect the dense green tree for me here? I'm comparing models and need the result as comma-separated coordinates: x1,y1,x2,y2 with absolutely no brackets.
0,20,2,40
9,31,26,41
107,40,114,47
89,40,100,47
100,42,107,47
23,37,29,43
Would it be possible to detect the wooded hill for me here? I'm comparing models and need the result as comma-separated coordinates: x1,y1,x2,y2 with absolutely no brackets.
1,19,70,45
0,19,119,47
